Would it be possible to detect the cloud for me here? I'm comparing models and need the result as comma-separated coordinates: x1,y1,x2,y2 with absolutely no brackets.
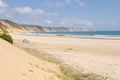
46,12,59,16
14,7,33,15
0,0,8,8
0,0,8,14
45,20,52,24
45,0,86,8
13,6,59,16
60,17,93,28
76,0,86,7
9,6,58,26
45,1,65,8
33,9,45,15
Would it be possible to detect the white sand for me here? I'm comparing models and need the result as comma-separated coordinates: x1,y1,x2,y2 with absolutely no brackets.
0,38,64,80
11,33,120,80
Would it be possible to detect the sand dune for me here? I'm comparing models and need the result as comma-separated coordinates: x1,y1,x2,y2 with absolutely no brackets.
0,39,64,80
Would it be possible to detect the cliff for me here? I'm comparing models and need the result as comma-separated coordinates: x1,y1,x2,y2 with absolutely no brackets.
0,19,81,33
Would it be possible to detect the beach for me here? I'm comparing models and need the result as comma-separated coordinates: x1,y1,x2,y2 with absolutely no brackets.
11,33,120,80
0,0,120,79
0,38,67,80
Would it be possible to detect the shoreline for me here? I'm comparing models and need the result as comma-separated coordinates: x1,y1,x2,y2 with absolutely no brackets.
13,33,120,40
11,33,120,58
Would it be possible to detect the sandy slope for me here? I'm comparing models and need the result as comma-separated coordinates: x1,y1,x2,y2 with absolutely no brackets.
12,33,120,80
0,39,64,80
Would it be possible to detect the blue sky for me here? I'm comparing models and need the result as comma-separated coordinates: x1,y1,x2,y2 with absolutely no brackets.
0,0,120,31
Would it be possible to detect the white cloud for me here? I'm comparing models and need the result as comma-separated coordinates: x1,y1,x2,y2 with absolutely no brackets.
45,1,65,8
33,9,45,15
0,0,8,14
0,0,8,8
45,20,52,24
14,7,33,15
77,0,86,7
60,17,93,27
45,0,86,8
13,6,59,16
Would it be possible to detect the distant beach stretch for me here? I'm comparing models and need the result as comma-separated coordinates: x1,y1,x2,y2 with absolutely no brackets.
22,31,120,40
11,32,120,80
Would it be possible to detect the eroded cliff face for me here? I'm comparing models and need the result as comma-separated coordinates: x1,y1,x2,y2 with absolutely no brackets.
0,19,82,33
0,20,42,33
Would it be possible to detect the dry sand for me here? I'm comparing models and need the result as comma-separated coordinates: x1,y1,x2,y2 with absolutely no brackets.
11,33,120,80
0,38,65,80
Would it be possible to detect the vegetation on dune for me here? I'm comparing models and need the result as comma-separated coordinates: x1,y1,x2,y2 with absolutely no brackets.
15,44,109,80
0,33,13,44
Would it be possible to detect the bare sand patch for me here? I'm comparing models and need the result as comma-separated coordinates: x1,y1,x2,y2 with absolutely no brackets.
0,39,66,80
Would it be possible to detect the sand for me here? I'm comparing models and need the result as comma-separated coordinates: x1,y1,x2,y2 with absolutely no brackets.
0,38,65,80
11,33,120,80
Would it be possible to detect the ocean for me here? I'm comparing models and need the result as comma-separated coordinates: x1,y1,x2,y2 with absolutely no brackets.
29,31,120,37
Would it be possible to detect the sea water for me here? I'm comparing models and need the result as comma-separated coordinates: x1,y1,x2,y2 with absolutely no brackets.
29,31,120,37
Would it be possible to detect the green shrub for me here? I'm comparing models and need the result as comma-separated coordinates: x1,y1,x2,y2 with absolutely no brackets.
0,33,13,44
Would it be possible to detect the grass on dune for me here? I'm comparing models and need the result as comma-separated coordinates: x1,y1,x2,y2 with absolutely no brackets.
14,42,111,80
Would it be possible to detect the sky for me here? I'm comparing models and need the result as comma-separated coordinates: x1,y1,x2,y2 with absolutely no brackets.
0,0,120,31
